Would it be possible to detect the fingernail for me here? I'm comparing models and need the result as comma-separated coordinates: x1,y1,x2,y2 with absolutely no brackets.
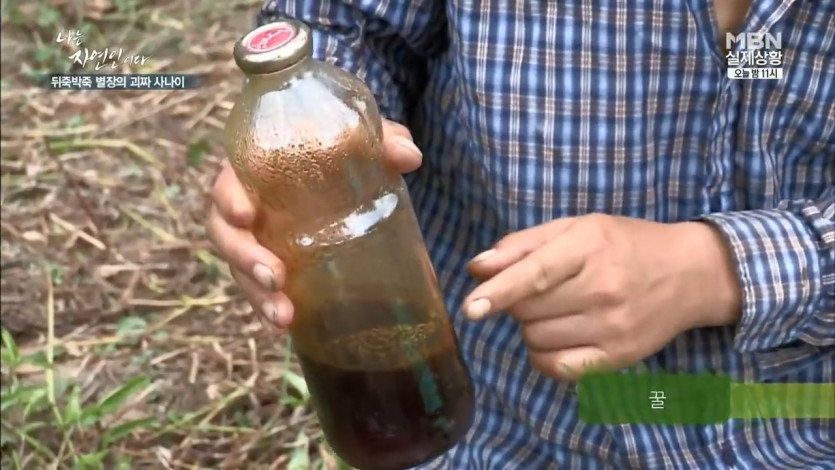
471,249,496,263
261,301,278,325
273,303,292,327
465,298,492,320
393,136,422,158
253,263,276,291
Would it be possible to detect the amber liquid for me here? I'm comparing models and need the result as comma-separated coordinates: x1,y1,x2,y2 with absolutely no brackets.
297,305,475,470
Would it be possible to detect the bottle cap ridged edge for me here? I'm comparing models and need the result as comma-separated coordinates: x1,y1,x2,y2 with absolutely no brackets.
234,19,312,75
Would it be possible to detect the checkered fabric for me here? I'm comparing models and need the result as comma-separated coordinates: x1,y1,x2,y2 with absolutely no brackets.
256,1,834,468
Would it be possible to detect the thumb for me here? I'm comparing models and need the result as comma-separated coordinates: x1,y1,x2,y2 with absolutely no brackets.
382,119,422,173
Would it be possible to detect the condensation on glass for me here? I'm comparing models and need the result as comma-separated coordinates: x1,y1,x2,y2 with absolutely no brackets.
226,20,475,470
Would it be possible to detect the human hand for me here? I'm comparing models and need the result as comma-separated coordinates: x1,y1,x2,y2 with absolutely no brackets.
206,119,423,333
463,214,742,381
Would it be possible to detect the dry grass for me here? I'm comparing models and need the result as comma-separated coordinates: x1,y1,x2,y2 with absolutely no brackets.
1,1,341,468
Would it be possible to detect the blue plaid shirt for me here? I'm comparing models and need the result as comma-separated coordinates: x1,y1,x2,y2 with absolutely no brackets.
257,1,835,468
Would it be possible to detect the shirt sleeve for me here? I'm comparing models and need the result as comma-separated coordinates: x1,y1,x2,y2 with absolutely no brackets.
256,0,447,123
697,186,835,354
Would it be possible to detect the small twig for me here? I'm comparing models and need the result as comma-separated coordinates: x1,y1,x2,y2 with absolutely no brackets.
149,346,192,367
45,269,57,407
19,332,228,355
185,90,229,129
188,351,200,384
120,206,224,268
44,137,109,249
46,138,163,169
48,213,106,251
145,304,203,335
212,341,233,380
179,386,249,449
246,338,259,388
95,92,198,136
1,421,57,460
3,125,98,138
109,269,142,314
126,295,232,308
53,427,76,466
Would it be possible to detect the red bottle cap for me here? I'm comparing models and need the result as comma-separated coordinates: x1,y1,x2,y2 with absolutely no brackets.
234,19,312,75
245,23,297,53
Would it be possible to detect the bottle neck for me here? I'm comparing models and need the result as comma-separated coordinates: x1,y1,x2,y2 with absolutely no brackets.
244,55,312,84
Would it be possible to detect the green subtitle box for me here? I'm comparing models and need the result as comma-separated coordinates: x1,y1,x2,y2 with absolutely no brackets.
577,372,731,425
730,384,835,419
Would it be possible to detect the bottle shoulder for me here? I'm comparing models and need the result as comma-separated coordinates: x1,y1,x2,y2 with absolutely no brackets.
224,60,390,225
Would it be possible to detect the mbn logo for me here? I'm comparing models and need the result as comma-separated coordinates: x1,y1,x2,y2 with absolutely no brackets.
726,32,782,50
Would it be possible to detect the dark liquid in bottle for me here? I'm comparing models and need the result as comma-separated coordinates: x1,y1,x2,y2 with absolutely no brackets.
296,306,475,470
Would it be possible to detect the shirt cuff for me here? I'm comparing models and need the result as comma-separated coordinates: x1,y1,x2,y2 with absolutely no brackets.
697,208,829,354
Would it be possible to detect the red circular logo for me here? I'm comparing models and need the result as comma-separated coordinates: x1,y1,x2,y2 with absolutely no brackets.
246,24,296,53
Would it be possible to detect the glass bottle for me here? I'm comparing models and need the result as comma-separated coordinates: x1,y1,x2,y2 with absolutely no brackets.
225,19,475,470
